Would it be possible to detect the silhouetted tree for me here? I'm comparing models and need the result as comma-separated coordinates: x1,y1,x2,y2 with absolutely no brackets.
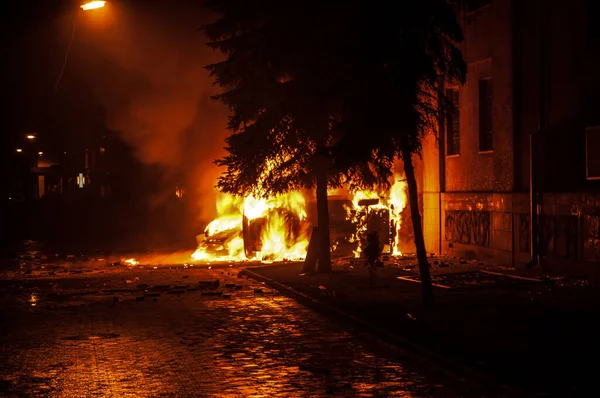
203,0,393,273
329,1,467,304
203,1,466,291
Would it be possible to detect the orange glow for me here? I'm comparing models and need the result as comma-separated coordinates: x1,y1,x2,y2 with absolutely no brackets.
28,293,38,307
81,1,106,11
124,258,139,266
345,173,408,258
192,192,310,263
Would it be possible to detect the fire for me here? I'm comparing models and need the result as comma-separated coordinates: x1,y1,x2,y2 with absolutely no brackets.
124,258,139,266
191,192,310,262
345,174,408,258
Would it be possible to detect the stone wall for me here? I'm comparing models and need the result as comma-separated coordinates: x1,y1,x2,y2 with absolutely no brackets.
439,192,600,272
444,210,490,246
421,128,442,255
541,193,600,266
441,192,529,265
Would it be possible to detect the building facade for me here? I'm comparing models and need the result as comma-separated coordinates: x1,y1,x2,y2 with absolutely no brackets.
421,0,600,275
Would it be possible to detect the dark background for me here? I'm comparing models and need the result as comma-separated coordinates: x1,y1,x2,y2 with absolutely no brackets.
1,0,229,253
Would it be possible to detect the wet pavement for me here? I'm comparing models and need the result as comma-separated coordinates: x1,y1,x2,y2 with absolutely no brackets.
0,264,472,397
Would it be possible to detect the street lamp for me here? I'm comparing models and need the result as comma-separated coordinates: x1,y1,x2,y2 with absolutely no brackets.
54,1,106,95
26,134,36,140
81,1,106,11
16,148,23,153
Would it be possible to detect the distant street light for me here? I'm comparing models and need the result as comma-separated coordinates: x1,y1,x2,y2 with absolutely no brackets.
38,152,44,156
26,134,36,140
81,1,106,11
16,148,23,153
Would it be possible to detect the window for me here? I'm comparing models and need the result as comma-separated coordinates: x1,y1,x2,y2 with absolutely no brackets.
446,88,460,156
479,78,493,152
467,0,491,12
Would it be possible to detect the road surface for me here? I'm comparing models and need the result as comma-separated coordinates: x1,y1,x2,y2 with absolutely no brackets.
0,264,471,397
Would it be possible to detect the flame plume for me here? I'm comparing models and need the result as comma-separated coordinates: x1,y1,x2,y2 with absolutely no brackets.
191,192,310,262
345,174,408,258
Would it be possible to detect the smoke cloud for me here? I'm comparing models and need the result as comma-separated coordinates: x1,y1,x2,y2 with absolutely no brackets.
81,1,228,221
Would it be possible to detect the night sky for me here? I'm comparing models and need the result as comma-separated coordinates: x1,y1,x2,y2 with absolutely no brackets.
2,0,228,216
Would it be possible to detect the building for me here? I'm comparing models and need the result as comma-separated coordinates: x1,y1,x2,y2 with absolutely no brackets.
421,0,600,275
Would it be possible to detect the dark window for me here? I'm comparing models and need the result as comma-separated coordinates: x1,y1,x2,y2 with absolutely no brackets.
467,0,491,12
446,88,460,156
479,78,493,152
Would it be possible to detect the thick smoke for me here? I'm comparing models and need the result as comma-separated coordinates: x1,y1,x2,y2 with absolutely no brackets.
83,1,227,222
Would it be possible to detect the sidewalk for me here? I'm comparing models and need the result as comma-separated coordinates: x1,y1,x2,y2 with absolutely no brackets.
244,257,600,397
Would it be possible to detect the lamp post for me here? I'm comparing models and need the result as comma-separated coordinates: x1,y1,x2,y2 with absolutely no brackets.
53,1,106,96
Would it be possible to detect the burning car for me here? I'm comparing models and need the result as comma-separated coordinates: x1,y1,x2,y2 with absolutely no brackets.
195,228,242,259
191,172,410,263
191,192,310,262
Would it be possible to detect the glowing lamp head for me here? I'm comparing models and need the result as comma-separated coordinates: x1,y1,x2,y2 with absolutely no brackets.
16,148,23,153
81,1,106,11
26,134,36,140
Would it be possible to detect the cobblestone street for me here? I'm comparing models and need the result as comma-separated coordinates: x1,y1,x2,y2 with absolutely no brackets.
0,265,470,397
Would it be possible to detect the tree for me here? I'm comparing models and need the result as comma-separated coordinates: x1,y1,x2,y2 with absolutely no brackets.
203,0,392,273
328,1,467,304
203,1,466,299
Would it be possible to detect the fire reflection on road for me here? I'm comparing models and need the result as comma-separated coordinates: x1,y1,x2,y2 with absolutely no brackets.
0,267,457,397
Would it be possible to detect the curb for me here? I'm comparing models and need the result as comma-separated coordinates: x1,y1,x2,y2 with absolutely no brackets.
241,268,528,398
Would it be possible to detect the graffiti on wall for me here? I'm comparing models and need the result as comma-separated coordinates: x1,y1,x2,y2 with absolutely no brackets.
539,215,578,259
445,200,600,262
444,210,472,244
445,210,490,247
472,211,491,246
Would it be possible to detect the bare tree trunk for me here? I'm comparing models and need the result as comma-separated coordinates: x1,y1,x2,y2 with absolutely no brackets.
317,160,331,273
315,155,332,273
401,146,433,305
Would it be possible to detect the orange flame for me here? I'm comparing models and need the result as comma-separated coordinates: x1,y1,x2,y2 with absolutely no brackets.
192,192,310,263
345,173,408,258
